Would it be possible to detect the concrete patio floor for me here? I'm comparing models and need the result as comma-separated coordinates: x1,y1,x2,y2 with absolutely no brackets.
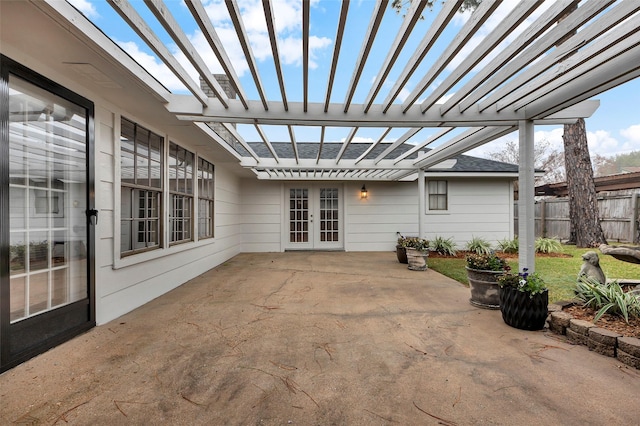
1,251,639,425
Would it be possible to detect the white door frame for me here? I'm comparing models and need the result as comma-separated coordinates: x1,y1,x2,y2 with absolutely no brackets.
282,183,344,251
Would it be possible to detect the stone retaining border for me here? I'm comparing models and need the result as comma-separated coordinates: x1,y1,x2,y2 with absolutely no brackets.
548,302,640,369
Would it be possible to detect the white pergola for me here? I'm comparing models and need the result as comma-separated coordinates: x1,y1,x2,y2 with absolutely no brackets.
34,0,640,269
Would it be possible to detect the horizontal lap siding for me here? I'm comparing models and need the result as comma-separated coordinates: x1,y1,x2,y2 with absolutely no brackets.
346,182,418,252
423,179,513,247
240,180,282,252
94,104,244,324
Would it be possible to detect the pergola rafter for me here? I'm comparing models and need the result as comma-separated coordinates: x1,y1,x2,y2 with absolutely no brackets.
41,0,640,182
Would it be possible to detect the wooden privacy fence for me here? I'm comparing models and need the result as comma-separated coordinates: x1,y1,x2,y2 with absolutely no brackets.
515,193,640,243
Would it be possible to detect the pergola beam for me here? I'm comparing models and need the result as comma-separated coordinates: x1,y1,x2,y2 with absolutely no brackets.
185,0,249,109
262,0,289,111
478,0,639,112
400,0,503,112
106,0,209,106
363,0,427,113
342,0,388,113
420,0,544,113
382,0,464,112
302,0,310,112
324,0,349,112
225,0,269,110
172,99,599,127
503,19,640,112
440,0,581,115
144,0,230,107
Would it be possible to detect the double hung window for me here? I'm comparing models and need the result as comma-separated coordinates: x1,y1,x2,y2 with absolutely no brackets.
197,158,215,239
120,118,163,255
428,180,448,211
168,142,194,245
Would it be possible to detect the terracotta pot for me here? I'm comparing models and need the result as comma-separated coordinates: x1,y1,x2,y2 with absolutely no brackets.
466,267,502,309
499,286,549,330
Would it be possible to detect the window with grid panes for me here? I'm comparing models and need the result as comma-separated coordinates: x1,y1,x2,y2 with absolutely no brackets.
197,158,215,239
120,118,163,255
428,180,448,211
169,142,194,245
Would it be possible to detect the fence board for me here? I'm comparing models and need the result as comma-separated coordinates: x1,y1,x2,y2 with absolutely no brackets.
515,193,640,243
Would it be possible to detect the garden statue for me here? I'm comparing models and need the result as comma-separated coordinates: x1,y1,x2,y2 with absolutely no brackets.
599,244,640,264
578,251,606,284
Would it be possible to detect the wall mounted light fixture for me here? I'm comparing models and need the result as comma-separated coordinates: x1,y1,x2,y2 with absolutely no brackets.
360,184,368,199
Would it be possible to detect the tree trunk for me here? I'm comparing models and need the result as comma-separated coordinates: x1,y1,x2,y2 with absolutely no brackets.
563,118,607,247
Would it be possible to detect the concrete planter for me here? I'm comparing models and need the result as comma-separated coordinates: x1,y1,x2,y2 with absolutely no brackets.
406,248,428,271
466,267,502,309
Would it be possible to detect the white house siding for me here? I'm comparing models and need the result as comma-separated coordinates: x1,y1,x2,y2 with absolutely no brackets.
240,179,282,252
345,181,419,252
422,178,515,248
94,109,244,324
236,179,514,253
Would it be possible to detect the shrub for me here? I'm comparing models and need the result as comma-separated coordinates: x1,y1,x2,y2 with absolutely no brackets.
535,237,563,254
466,236,492,255
402,237,430,251
466,252,507,271
497,237,518,254
497,267,547,296
430,236,457,256
574,277,640,323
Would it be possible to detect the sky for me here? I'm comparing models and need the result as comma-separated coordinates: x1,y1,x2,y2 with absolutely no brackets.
68,0,640,161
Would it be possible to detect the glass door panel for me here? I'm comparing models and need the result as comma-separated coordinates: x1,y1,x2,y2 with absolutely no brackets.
285,185,342,250
8,75,88,323
2,60,94,373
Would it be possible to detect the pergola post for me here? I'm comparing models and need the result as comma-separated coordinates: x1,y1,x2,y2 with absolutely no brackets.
418,167,425,238
518,120,535,273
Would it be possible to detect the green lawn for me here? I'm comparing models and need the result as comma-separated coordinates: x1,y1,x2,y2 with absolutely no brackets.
428,245,640,303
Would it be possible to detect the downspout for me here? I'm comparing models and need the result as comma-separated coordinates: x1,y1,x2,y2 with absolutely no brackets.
418,166,425,238
518,120,535,272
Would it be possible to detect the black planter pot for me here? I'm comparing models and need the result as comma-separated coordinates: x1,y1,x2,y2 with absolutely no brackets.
499,286,549,331
396,245,408,264
466,267,502,309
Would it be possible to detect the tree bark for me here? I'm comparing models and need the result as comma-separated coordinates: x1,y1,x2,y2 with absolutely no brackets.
563,118,607,247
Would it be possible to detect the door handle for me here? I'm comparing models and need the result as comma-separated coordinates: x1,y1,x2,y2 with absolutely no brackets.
87,208,99,225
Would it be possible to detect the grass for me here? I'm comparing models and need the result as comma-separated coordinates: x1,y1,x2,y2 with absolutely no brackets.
428,244,640,303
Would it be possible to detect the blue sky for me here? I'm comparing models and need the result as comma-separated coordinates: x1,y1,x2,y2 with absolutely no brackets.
69,0,640,160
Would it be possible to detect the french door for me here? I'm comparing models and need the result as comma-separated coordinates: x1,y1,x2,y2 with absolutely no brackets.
1,56,95,372
286,185,343,250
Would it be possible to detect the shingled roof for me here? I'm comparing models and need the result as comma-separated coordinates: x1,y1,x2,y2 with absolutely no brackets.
246,142,519,176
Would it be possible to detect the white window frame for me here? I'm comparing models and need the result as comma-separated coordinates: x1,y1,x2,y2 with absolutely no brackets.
426,180,449,213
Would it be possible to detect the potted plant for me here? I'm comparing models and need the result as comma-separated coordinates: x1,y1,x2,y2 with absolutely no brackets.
497,268,549,330
396,234,409,264
465,252,507,309
403,237,430,271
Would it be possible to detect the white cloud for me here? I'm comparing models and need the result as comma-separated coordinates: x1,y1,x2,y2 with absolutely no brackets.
201,0,331,72
587,129,619,155
67,0,99,18
116,40,188,93
348,136,375,143
308,36,332,69
620,124,640,144
468,123,640,160
436,92,455,104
